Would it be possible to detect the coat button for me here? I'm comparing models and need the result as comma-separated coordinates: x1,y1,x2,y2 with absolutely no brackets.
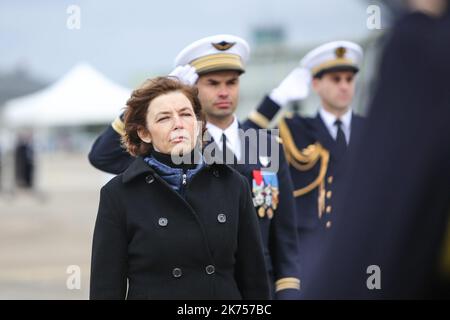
327,176,333,184
172,268,182,278
326,221,332,228
217,213,227,223
205,265,215,275
326,191,332,199
158,217,168,227
145,175,155,184
326,206,332,214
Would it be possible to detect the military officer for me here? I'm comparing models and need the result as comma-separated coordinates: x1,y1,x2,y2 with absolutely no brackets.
88,34,301,299
304,1,450,299
244,41,365,294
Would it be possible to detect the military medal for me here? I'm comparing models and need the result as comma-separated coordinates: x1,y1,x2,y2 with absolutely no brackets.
252,170,279,220
258,207,265,218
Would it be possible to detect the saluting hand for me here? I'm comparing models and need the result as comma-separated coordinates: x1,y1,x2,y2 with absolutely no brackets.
168,65,199,86
269,67,311,107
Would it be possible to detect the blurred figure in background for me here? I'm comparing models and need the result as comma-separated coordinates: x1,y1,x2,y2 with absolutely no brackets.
14,131,35,189
0,144,2,191
303,0,450,299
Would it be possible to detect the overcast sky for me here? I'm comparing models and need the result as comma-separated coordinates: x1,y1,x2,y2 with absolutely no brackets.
0,0,375,86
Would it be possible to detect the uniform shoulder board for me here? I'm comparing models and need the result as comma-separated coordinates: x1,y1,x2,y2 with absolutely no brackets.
111,116,126,136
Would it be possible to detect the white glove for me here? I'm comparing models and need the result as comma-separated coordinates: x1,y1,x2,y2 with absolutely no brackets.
269,67,311,107
168,65,198,86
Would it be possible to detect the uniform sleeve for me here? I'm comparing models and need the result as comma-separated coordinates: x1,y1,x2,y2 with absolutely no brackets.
88,115,134,174
90,186,128,300
243,96,282,130
234,174,271,300
269,146,301,299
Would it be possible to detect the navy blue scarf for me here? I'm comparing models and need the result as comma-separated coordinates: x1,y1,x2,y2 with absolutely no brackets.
143,151,204,195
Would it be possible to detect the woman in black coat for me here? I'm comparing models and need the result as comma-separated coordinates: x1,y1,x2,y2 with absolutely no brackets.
90,77,269,300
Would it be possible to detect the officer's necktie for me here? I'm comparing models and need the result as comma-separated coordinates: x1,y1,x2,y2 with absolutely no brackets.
334,119,347,157
221,133,236,165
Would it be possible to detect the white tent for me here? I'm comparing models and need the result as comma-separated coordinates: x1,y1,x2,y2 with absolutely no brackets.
1,62,131,128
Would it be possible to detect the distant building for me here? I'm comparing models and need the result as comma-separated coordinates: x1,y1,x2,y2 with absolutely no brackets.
0,66,49,107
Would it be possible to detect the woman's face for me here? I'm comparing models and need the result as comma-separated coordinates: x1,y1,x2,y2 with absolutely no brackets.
138,91,199,155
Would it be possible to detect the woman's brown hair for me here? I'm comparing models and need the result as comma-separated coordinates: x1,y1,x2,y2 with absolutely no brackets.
122,77,205,157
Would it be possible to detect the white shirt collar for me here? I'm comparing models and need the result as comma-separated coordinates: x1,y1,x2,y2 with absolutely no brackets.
319,107,352,144
206,115,241,160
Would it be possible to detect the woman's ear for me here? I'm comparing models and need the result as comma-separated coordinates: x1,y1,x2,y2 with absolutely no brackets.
137,127,152,144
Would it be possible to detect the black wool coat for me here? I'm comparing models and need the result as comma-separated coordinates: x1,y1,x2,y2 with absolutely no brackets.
90,156,270,300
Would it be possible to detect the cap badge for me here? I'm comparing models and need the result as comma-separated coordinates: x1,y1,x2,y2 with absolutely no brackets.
335,47,347,58
212,41,236,51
